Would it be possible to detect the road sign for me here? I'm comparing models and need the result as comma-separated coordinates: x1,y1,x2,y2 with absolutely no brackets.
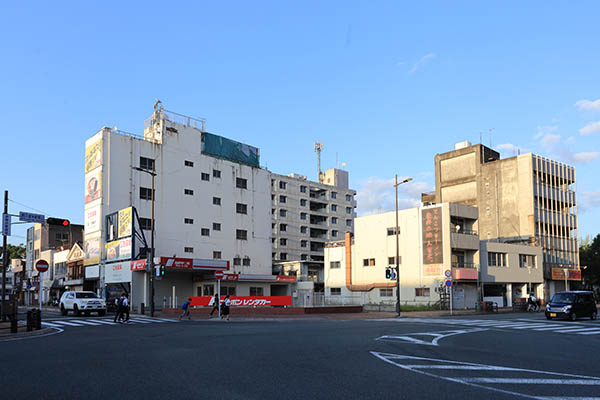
35,259,49,273
2,213,10,236
19,211,45,223
445,280,453,287
444,269,452,278
390,268,396,280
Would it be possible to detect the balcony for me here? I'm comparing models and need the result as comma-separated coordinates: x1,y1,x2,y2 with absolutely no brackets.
452,264,479,280
450,231,479,250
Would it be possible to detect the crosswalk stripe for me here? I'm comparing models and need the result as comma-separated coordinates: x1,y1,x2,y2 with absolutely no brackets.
149,317,178,322
460,378,600,385
48,320,84,327
71,320,102,326
511,324,554,329
41,321,63,328
532,325,572,331
89,319,117,325
576,330,600,335
133,317,167,323
127,318,152,324
553,327,600,333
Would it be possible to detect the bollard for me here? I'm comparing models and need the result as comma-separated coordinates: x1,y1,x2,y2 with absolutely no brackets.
26,310,33,332
35,308,42,330
10,315,18,333
140,303,145,315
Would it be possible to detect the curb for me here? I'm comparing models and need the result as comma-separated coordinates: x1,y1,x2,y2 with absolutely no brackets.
0,327,60,342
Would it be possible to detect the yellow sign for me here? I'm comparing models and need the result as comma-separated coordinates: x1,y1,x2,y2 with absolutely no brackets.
84,235,101,266
118,207,133,238
85,135,103,174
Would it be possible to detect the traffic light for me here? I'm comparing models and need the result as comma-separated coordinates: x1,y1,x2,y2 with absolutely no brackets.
160,266,165,277
385,268,391,279
46,218,70,227
155,265,165,279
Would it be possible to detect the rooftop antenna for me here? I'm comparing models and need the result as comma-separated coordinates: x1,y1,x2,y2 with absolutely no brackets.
314,141,323,183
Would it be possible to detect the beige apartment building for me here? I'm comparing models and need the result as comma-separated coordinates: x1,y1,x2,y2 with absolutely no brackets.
432,141,579,299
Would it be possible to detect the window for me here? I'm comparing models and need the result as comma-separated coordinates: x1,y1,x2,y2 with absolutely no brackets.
213,197,221,205
346,194,352,201
140,187,153,200
222,286,236,296
184,189,194,195
236,230,247,240
387,227,399,236
300,199,307,206
280,238,287,246
201,173,210,181
301,240,307,248
280,224,287,232
488,252,507,267
243,257,251,266
388,256,401,265
250,287,264,296
332,230,338,237
212,223,221,231
519,254,536,268
332,217,338,224
301,254,308,261
300,213,307,220
331,192,337,199
140,157,155,171
236,178,247,189
331,204,337,212
300,185,307,193
55,232,69,241
330,261,341,269
279,209,287,217
213,251,221,259
184,160,194,167
280,253,287,260
363,258,376,267
346,207,352,214
213,169,221,178
380,288,393,297
184,218,194,224
279,181,286,189
300,226,307,234
279,195,286,203
201,228,210,236
236,203,248,214
139,218,152,230
346,219,352,227
233,257,241,266
330,288,341,296
415,288,431,297
184,247,194,253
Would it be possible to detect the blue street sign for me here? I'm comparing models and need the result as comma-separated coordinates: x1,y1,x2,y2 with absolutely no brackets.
445,280,453,287
1,213,10,236
19,211,46,223
390,269,396,280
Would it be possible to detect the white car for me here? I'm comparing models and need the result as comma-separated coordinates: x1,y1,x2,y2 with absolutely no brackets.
60,291,106,316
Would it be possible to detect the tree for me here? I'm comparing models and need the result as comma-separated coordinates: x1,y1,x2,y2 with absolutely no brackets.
0,243,26,265
580,234,600,288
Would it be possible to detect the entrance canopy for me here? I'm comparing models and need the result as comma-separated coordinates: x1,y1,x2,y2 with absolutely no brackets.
157,257,229,271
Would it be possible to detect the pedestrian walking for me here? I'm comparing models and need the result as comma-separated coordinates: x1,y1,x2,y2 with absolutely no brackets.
221,294,231,321
113,294,124,323
179,297,192,320
122,293,130,322
209,293,219,318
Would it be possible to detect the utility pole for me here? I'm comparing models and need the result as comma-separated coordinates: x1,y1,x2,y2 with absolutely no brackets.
394,176,412,317
1,190,7,321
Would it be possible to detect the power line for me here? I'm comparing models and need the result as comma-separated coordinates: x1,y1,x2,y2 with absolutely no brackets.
8,198,50,215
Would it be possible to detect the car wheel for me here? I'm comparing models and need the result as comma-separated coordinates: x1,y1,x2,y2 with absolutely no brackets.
545,315,552,320
60,305,67,316
98,310,106,317
74,305,81,316
570,312,577,321
591,311,597,321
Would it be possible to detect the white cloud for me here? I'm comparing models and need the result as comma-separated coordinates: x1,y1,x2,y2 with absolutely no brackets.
579,190,600,213
571,152,599,163
565,136,576,144
579,121,600,135
539,133,561,151
409,53,436,74
355,176,431,216
496,143,520,155
575,99,600,112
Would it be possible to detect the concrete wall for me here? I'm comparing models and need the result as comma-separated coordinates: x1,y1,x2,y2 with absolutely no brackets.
481,241,543,284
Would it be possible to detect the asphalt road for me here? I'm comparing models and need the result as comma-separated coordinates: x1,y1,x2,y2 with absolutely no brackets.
2,312,599,400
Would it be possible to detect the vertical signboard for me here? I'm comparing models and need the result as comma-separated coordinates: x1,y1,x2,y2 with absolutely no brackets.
118,207,132,238
84,131,104,269
422,206,443,276
85,134,103,174
84,232,101,266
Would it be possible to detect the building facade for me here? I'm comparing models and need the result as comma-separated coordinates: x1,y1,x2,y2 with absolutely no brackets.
271,169,356,293
433,141,579,299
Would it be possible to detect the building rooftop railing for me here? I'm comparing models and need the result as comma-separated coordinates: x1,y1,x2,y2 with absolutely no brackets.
113,128,144,140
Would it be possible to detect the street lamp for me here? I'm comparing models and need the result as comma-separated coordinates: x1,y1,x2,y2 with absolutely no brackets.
394,176,412,316
134,165,156,318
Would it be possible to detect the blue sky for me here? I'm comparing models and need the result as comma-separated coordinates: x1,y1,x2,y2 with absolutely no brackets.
1,1,599,245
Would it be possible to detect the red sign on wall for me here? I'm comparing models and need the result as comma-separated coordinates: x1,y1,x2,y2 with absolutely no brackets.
422,207,444,265
189,296,292,307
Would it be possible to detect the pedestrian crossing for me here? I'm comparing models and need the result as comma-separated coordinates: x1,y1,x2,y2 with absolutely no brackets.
372,317,600,336
42,316,177,329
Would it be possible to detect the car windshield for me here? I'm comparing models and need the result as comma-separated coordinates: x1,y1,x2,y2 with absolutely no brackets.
551,293,575,304
76,292,98,299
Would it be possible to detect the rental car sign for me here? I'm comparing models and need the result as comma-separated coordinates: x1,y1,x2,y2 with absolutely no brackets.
190,296,292,307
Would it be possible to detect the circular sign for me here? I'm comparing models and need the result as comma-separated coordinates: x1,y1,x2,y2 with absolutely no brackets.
445,280,453,287
35,259,49,273
444,270,452,278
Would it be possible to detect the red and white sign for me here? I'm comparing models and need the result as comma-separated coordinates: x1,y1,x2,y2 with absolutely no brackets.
189,296,292,307
131,259,147,271
214,272,297,283
159,257,228,271
35,259,49,273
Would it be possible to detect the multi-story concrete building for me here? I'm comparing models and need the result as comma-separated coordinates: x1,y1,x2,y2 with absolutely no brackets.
271,169,356,292
323,203,543,309
432,141,579,299
83,104,294,310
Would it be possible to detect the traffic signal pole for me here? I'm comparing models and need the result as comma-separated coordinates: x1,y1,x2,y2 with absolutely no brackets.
1,190,8,322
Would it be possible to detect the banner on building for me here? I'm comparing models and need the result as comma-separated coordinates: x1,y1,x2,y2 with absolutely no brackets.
189,296,292,307
85,205,101,233
424,265,443,276
85,265,100,279
85,169,102,204
84,234,101,266
105,261,133,284
85,133,103,174
422,206,444,269
551,268,582,281
118,207,133,238
105,237,132,262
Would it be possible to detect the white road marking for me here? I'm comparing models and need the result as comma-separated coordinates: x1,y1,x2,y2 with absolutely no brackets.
510,324,554,329
71,320,102,326
553,327,600,333
460,378,600,385
377,328,487,346
576,330,600,335
89,319,117,325
532,325,572,331
536,397,600,400
133,317,167,323
48,320,84,327
405,365,519,371
126,318,152,324
41,321,63,328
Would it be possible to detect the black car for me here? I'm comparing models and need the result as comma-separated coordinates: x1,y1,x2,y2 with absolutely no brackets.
545,291,597,321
